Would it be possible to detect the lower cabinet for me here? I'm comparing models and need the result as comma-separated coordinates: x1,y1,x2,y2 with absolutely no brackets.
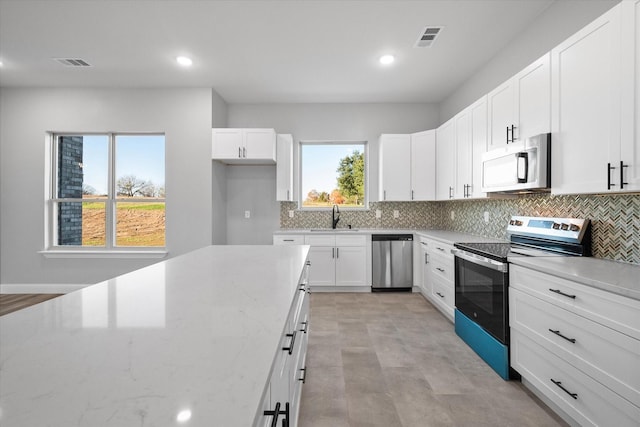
256,262,310,427
304,234,368,288
510,265,640,427
417,234,455,322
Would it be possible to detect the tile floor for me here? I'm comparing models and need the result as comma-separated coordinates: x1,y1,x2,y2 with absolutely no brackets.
298,292,568,427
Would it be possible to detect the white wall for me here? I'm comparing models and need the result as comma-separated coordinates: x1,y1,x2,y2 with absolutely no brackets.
226,103,439,243
439,0,620,123
0,88,213,286
211,90,229,244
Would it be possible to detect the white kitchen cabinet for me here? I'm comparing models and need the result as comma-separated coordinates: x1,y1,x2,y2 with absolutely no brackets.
487,53,550,149
212,128,276,164
417,236,455,322
273,235,305,245
379,134,411,201
304,234,368,288
455,104,472,199
418,237,432,299
510,264,640,427
620,0,640,191
470,97,488,198
276,134,295,201
435,118,455,200
410,130,436,201
551,4,625,194
379,131,436,201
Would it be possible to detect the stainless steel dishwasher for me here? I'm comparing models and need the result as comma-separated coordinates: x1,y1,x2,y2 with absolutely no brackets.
371,234,413,291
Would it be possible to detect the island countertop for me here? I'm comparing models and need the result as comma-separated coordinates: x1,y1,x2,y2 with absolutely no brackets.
0,244,310,426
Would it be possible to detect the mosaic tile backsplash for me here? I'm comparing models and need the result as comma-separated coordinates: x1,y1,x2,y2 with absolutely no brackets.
280,193,640,265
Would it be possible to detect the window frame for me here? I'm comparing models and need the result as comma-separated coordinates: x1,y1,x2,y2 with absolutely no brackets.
44,132,167,256
298,140,369,211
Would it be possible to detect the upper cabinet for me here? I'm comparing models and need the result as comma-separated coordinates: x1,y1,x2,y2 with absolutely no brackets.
550,4,632,194
410,130,436,201
379,132,436,201
621,0,640,191
455,96,488,199
212,128,276,164
435,118,455,200
276,134,295,201
487,53,551,149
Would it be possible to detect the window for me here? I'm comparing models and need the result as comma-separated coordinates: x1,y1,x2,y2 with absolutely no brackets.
47,133,165,250
300,142,367,209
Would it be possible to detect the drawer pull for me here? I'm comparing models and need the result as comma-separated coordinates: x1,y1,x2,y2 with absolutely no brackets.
306,260,311,266
548,288,576,299
436,247,445,252
550,379,578,400
282,331,297,355
263,402,289,427
299,367,307,383
300,321,308,334
436,292,445,298
436,267,445,273
283,239,294,242
548,329,576,344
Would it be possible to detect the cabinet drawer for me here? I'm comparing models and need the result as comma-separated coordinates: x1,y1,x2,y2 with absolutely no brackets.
335,234,366,247
431,275,454,320
511,330,640,427
430,252,454,282
510,265,640,341
273,235,305,245
304,235,336,246
429,241,455,256
510,287,640,406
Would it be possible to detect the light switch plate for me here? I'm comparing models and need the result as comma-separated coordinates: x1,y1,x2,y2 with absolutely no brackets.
484,211,490,223
450,210,455,220
393,210,399,219
375,209,382,219
245,210,251,219
289,210,295,218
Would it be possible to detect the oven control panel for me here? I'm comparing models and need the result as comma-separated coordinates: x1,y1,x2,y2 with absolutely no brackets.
507,216,589,243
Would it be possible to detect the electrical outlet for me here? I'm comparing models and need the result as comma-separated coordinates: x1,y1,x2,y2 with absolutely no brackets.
244,210,251,219
484,211,490,223
393,210,400,219
289,210,295,218
375,209,382,219
450,210,455,220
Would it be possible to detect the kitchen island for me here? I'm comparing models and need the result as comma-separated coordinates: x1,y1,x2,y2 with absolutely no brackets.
0,245,310,426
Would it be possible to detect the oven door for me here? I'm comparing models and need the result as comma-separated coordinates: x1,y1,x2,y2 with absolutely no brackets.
453,250,508,344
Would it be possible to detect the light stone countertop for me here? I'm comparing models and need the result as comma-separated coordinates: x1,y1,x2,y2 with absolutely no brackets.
0,245,310,427
509,256,640,301
275,228,503,244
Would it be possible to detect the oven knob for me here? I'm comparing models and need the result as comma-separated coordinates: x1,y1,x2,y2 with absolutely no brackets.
552,222,560,230
561,223,569,230
515,220,523,226
509,220,515,225
570,224,580,232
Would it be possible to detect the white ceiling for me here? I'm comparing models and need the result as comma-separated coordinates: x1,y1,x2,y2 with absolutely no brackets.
0,0,557,104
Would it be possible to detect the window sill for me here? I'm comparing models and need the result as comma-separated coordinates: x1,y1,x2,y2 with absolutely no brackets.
39,250,168,259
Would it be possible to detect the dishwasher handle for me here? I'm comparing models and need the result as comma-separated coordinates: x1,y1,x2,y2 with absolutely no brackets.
372,234,413,241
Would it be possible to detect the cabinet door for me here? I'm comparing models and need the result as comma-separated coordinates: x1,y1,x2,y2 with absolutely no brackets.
469,96,488,199
487,79,515,149
551,5,622,194
212,128,243,159
244,129,276,161
514,53,551,141
307,246,335,286
276,134,294,201
620,0,640,191
379,134,411,201
420,243,432,298
410,130,436,201
335,246,368,286
455,108,472,199
435,119,455,200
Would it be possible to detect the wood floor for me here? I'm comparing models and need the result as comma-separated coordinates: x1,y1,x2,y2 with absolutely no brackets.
0,294,63,316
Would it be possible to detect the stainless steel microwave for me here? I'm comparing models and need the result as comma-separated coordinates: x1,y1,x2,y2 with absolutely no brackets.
481,133,551,193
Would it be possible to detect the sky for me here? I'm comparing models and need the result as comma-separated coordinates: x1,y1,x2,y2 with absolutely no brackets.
301,143,364,199
80,135,165,196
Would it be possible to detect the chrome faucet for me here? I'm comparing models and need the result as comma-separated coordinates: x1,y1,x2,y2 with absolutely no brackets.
332,204,340,229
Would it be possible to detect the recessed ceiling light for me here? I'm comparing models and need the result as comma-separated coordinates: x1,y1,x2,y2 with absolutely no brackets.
176,56,193,67
379,54,395,65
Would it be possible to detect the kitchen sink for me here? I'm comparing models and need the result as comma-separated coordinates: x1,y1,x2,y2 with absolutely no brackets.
309,228,359,232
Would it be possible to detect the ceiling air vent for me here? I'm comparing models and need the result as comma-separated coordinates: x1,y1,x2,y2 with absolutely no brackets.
53,58,92,67
414,26,443,48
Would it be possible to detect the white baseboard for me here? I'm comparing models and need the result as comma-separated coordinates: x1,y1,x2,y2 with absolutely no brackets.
0,284,89,294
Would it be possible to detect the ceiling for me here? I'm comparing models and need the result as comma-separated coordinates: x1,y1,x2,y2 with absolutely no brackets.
0,0,557,104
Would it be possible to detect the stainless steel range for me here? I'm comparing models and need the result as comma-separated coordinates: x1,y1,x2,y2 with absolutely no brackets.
452,216,591,379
